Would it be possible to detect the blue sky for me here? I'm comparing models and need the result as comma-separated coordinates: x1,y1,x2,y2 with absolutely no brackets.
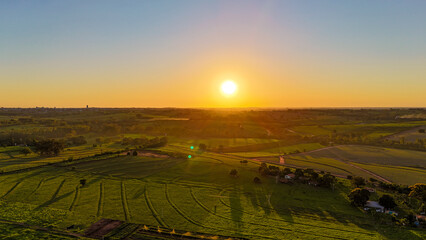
1,0,425,107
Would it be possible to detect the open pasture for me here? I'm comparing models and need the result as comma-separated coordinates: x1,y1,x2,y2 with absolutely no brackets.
298,145,426,168
0,165,423,239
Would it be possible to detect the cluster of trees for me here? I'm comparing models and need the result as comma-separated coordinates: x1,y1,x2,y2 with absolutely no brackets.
257,163,336,188
323,133,426,151
121,137,168,148
34,139,64,156
348,188,397,209
66,136,87,146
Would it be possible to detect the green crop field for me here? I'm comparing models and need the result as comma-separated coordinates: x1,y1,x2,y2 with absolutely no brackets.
299,145,426,168
0,152,424,240
0,108,425,239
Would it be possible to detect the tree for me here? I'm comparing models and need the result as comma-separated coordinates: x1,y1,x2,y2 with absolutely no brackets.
80,179,86,187
282,168,292,175
419,129,425,133
348,188,370,206
34,139,64,156
199,143,207,151
132,151,138,156
347,175,353,180
253,177,261,184
379,194,397,209
21,147,32,156
294,168,304,178
229,169,238,177
352,176,366,187
408,183,426,202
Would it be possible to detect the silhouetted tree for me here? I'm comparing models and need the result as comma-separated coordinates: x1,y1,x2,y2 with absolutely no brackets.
379,194,397,209
352,176,366,187
348,188,370,206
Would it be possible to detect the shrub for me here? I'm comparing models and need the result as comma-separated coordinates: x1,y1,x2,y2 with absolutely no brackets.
253,177,261,184
229,169,238,177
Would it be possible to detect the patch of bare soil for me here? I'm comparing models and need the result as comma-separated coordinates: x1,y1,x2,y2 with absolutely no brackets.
85,219,123,239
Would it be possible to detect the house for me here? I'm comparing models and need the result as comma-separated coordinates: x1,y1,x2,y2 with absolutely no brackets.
364,187,376,193
364,201,384,213
285,173,295,180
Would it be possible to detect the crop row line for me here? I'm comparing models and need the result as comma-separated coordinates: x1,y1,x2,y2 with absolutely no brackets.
96,182,104,217
216,189,373,237
121,181,131,222
144,185,168,228
164,184,276,240
69,184,80,211
1,181,21,199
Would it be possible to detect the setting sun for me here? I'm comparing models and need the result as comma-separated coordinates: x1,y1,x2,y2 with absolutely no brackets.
221,80,237,96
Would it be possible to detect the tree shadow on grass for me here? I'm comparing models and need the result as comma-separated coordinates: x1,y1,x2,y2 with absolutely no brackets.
229,187,243,229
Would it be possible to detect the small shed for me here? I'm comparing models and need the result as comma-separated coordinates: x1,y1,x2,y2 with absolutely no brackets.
285,173,295,180
364,201,384,213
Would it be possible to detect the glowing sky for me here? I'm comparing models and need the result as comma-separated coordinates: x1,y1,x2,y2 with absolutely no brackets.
1,0,425,108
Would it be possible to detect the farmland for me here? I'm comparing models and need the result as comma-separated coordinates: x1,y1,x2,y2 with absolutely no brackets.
0,108,425,239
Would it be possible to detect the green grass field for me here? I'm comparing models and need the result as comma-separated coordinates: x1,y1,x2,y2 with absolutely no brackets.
0,152,424,239
299,145,426,168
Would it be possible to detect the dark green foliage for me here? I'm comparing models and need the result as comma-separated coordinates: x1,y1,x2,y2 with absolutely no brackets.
253,177,261,184
229,169,238,177
80,179,86,187
409,183,426,202
132,151,138,156
352,176,366,187
34,139,64,156
67,136,87,146
21,147,32,156
349,188,370,206
379,194,397,209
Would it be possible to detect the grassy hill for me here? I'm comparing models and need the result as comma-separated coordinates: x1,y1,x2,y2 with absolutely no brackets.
0,152,424,239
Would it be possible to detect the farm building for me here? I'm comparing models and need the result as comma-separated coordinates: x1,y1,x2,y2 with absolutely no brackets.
285,173,295,180
279,156,285,164
364,201,384,213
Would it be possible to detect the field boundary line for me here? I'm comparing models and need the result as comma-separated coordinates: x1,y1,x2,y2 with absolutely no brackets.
165,184,278,240
144,185,168,228
96,182,104,217
51,179,66,200
69,184,80,211
121,181,131,222
27,178,45,198
1,181,21,199
194,188,370,237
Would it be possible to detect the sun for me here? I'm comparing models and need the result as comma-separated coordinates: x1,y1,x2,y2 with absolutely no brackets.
221,80,237,96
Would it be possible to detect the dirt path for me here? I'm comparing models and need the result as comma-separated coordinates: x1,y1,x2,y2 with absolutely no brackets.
0,218,83,238
290,145,392,183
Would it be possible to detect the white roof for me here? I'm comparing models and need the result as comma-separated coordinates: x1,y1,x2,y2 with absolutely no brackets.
365,201,384,209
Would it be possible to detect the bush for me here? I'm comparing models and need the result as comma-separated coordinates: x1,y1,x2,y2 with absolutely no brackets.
352,176,365,187
379,194,397,209
253,177,261,184
347,175,353,180
229,169,238,177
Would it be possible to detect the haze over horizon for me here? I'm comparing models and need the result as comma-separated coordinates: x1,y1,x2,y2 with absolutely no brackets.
1,0,426,108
